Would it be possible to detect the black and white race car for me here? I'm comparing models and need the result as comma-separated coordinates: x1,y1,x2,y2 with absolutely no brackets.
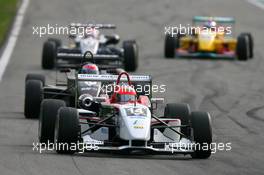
24,52,125,119
42,23,138,71
39,72,213,159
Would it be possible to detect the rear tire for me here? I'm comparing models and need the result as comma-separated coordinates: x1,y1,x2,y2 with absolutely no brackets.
48,38,62,48
42,40,56,69
236,34,249,61
190,111,212,159
164,103,191,136
25,74,45,86
241,33,253,58
125,40,138,59
24,80,43,118
123,41,138,72
164,34,175,58
39,99,66,143
55,107,80,154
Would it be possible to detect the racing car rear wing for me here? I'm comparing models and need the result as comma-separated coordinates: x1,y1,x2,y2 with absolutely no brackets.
77,74,152,83
193,16,235,23
56,52,123,70
69,23,116,29
57,52,122,61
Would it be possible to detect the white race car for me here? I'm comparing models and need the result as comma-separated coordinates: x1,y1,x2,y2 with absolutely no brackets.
42,23,138,71
39,72,212,159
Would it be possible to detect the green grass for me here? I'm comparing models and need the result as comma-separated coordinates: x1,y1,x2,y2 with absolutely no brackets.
0,0,18,46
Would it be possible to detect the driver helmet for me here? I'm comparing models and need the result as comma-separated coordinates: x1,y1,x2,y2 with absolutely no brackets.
115,85,136,103
203,20,217,29
80,63,99,74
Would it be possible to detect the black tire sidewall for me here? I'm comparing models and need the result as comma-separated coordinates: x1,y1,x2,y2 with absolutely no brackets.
123,41,138,72
55,107,79,154
241,33,253,58
190,111,212,159
164,103,191,136
164,34,175,58
42,40,56,69
39,99,66,143
24,80,43,118
236,35,249,61
25,74,45,86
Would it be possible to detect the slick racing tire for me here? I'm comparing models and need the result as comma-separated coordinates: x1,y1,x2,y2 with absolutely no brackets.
25,74,45,86
164,34,175,58
236,34,249,61
55,107,80,154
190,111,212,159
42,40,56,69
24,80,43,118
123,41,138,72
47,38,62,48
39,99,66,143
241,33,254,58
164,103,191,136
124,40,138,59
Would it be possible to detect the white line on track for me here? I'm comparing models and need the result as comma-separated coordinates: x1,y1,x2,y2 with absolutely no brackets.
0,0,30,81
247,0,264,10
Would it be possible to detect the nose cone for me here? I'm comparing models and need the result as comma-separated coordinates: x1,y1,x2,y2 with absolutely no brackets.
119,104,151,141
198,32,216,52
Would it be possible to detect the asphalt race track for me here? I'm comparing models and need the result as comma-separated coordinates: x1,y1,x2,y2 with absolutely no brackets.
0,0,264,174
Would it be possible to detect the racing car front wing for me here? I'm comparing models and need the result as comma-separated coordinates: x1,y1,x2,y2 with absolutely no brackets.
176,50,236,59
80,140,195,154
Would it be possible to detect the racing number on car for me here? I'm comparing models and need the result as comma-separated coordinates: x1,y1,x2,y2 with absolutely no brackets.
126,108,147,116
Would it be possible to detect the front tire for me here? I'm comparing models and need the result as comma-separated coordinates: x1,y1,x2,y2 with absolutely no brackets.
39,99,66,143
190,111,212,159
55,107,80,154
24,80,43,118
164,103,191,136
